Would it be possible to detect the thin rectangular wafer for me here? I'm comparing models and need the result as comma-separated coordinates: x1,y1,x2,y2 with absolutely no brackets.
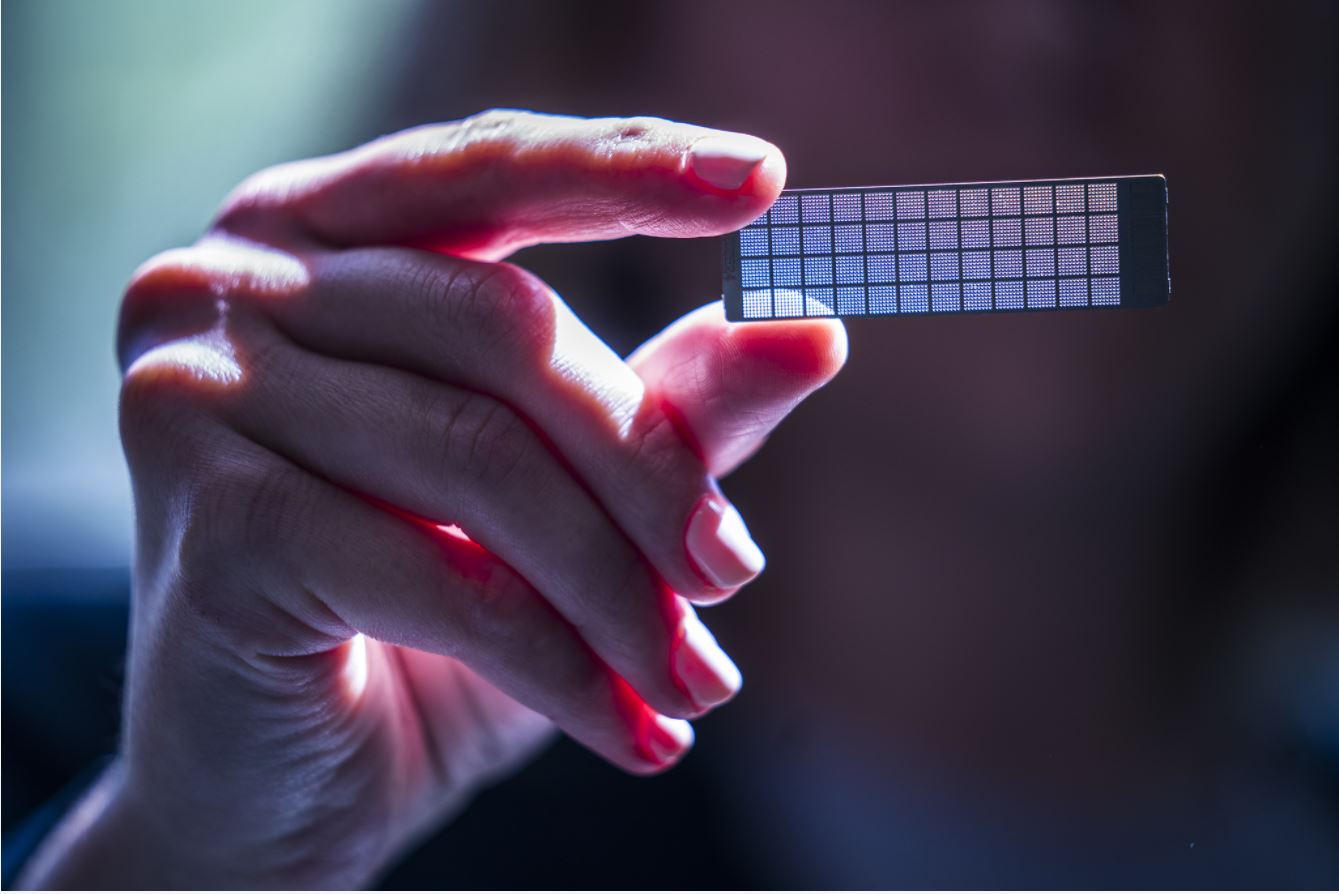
722,175,1169,321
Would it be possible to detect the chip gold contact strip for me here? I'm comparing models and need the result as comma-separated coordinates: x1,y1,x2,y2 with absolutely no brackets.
722,175,1169,322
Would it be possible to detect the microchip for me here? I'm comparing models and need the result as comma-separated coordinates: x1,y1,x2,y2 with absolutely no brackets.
722,175,1169,321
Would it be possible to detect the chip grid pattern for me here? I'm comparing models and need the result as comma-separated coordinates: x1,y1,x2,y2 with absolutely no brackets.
726,175,1164,321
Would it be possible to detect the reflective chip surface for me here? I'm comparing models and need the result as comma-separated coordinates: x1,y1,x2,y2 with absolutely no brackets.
723,175,1169,321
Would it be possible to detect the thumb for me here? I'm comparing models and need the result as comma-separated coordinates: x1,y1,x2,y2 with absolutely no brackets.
628,302,848,478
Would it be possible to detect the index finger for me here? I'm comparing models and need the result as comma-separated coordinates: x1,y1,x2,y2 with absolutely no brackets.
217,109,785,260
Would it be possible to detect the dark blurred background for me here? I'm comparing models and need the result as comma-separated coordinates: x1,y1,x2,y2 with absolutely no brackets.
4,0,1337,887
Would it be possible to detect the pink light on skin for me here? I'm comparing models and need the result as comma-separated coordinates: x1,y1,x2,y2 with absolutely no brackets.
436,523,474,543
611,675,694,770
342,633,369,702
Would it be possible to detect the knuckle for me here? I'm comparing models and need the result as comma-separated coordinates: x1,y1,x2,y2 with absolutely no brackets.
460,107,521,135
626,409,707,506
607,115,663,145
118,248,217,367
592,581,681,708
435,393,531,490
535,630,606,711
149,443,334,655
432,262,556,361
581,552,656,666
427,109,526,171
179,458,313,572
233,462,317,554
572,542,648,637
123,248,216,307
469,261,547,314
124,241,308,311
606,550,655,630
119,358,183,434
213,160,307,234
117,319,270,456
118,346,229,459
236,330,290,391
170,455,251,574
462,570,605,703
118,241,306,373
413,261,474,340
459,564,537,648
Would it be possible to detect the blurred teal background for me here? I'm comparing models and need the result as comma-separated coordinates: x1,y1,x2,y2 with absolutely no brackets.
3,0,416,569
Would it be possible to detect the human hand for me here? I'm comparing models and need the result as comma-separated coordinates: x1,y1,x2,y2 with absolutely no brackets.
22,111,846,888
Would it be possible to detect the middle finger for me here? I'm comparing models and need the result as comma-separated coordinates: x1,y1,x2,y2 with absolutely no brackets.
258,245,767,602
212,312,741,719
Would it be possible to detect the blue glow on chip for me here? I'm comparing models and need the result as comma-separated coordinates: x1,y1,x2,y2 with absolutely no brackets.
726,175,1168,321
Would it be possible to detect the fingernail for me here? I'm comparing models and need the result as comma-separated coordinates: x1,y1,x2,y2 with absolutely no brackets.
688,135,769,190
673,611,743,711
648,714,695,765
685,495,766,589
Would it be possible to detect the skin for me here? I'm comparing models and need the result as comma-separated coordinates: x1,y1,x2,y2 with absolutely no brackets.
19,110,847,889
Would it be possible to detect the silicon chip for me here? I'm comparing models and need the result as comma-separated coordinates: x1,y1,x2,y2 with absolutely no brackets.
723,175,1169,321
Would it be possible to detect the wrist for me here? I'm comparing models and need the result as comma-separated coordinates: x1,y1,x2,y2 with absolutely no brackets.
16,759,162,890
16,757,384,889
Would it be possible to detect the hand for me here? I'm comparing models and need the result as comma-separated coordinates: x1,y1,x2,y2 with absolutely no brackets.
21,111,846,888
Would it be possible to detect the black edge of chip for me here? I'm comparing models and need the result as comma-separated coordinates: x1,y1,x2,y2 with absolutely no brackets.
1116,174,1170,309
